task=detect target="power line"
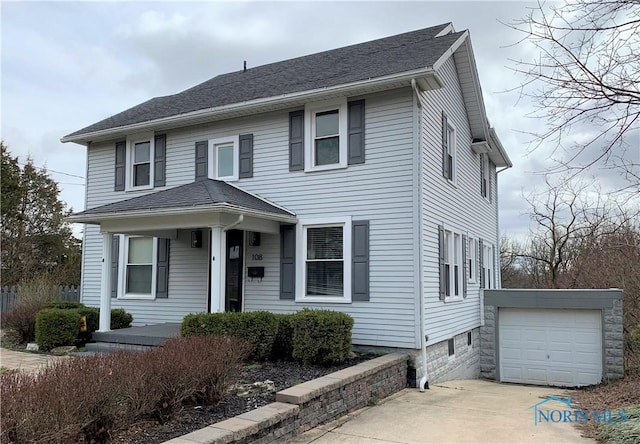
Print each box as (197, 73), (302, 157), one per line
(17, 162), (85, 180)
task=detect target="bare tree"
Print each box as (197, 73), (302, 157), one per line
(506, 0), (640, 190)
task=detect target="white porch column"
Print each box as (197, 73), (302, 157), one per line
(209, 226), (225, 313)
(98, 232), (113, 331)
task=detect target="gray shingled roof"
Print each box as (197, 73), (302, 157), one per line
(73, 179), (294, 217)
(66, 24), (463, 138)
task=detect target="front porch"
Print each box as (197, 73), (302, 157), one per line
(87, 323), (182, 351)
(69, 179), (297, 332)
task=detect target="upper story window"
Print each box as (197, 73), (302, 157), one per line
(441, 112), (456, 182)
(304, 99), (348, 171)
(126, 133), (154, 190)
(115, 133), (165, 192)
(480, 153), (490, 199)
(132, 141), (151, 187)
(296, 217), (352, 303)
(208, 136), (239, 181)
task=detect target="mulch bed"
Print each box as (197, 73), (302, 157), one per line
(113, 352), (380, 444)
(570, 373), (640, 441)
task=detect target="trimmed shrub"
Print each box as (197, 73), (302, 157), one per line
(0, 335), (248, 443)
(272, 313), (294, 360)
(290, 309), (354, 365)
(182, 311), (278, 361)
(35, 309), (81, 351)
(111, 308), (133, 330)
(48, 301), (84, 310)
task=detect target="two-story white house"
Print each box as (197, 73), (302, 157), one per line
(63, 23), (511, 386)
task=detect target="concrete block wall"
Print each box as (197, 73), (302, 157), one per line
(426, 328), (480, 384)
(479, 305), (496, 380)
(603, 298), (624, 380)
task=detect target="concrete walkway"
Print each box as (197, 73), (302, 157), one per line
(288, 380), (594, 444)
(0, 347), (69, 373)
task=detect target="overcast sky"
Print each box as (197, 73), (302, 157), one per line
(2, 0), (633, 240)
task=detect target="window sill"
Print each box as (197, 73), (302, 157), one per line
(296, 296), (351, 304)
(125, 185), (153, 192)
(304, 163), (347, 173)
(443, 296), (464, 303)
(118, 294), (155, 301)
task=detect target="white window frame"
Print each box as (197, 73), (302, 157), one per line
(467, 236), (476, 283)
(304, 98), (348, 172)
(443, 228), (464, 302)
(445, 121), (457, 183)
(482, 242), (494, 289)
(126, 132), (154, 191)
(296, 217), (352, 303)
(208, 135), (239, 181)
(117, 235), (158, 300)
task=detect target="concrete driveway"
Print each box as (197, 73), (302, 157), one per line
(289, 380), (594, 444)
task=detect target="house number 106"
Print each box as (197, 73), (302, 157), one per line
(252, 254), (263, 261)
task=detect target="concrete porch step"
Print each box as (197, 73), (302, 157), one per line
(85, 342), (153, 353)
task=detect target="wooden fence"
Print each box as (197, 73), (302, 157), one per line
(0, 286), (80, 315)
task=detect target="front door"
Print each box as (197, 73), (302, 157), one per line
(225, 230), (244, 312)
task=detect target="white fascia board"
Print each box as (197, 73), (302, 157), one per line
(62, 69), (440, 145)
(488, 127), (513, 168)
(67, 203), (298, 225)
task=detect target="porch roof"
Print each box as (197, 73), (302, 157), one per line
(69, 179), (295, 224)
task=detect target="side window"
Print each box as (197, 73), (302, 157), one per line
(467, 237), (476, 283)
(443, 229), (463, 299)
(482, 243), (494, 289)
(131, 141), (151, 187)
(480, 154), (489, 198)
(442, 112), (456, 182)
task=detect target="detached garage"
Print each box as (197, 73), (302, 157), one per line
(480, 289), (623, 387)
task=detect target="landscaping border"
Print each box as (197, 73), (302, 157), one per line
(164, 353), (408, 444)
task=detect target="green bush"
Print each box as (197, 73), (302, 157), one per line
(272, 314), (294, 360)
(290, 309), (353, 365)
(35, 309), (81, 351)
(47, 301), (84, 310)
(182, 311), (278, 361)
(111, 308), (133, 330)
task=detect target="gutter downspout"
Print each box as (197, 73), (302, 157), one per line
(223, 214), (244, 232)
(411, 79), (429, 392)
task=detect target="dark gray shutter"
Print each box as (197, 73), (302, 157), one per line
(156, 238), (170, 298)
(492, 244), (497, 289)
(111, 234), (119, 298)
(352, 220), (369, 301)
(280, 225), (296, 299)
(488, 160), (493, 203)
(195, 141), (208, 180)
(462, 235), (468, 298)
(441, 112), (449, 179)
(114, 141), (126, 191)
(479, 238), (484, 289)
(238, 134), (253, 179)
(154, 134), (166, 187)
(289, 110), (304, 171)
(348, 100), (365, 165)
(438, 225), (446, 300)
(480, 154), (486, 197)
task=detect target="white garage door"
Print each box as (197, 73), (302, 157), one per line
(499, 308), (602, 387)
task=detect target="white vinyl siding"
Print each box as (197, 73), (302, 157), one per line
(81, 88), (418, 348)
(420, 55), (500, 346)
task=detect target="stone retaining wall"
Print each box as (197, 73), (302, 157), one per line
(165, 353), (408, 444)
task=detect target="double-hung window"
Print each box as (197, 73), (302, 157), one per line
(442, 112), (456, 182)
(467, 236), (476, 283)
(482, 243), (494, 289)
(209, 136), (239, 181)
(121, 236), (157, 299)
(297, 217), (352, 302)
(480, 154), (490, 199)
(305, 99), (348, 171)
(443, 229), (463, 299)
(126, 133), (154, 190)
